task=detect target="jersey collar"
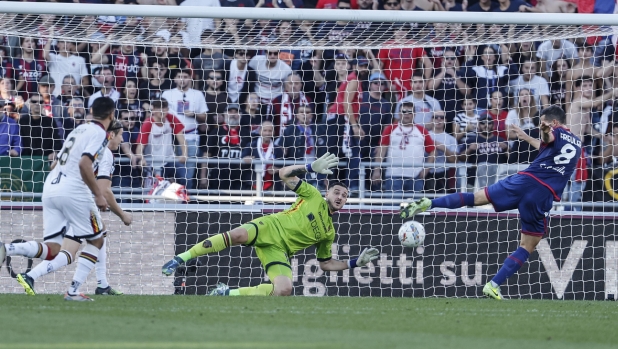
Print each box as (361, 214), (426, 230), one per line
(89, 120), (107, 130)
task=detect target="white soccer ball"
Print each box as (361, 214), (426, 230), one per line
(398, 220), (426, 248)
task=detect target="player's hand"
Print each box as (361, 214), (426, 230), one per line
(540, 120), (552, 134)
(356, 247), (379, 267)
(310, 152), (339, 175)
(94, 194), (108, 211)
(509, 124), (526, 140)
(121, 212), (133, 226)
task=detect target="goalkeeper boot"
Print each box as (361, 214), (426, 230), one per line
(400, 198), (432, 219)
(162, 256), (185, 276)
(64, 292), (94, 302)
(17, 273), (36, 296)
(95, 286), (124, 295)
(483, 282), (503, 300)
(208, 282), (230, 296)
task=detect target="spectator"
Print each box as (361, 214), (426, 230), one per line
(248, 50), (292, 103)
(43, 33), (89, 97)
(297, 51), (327, 118)
(458, 114), (508, 189)
(267, 73), (312, 137)
(398, 0), (425, 11)
(323, 53), (350, 119)
(135, 99), (188, 187)
(508, 58), (550, 110)
(358, 72), (392, 161)
(454, 98), (481, 141)
(57, 75), (82, 108)
(240, 92), (266, 134)
(13, 37), (46, 100)
(427, 47), (470, 123)
(242, 120), (283, 191)
(192, 34), (225, 82)
(60, 97), (86, 138)
(223, 49), (257, 106)
(508, 119), (540, 164)
(179, 0), (221, 47)
(280, 105), (317, 163)
(395, 74), (444, 126)
(493, 0), (530, 12)
(481, 90), (511, 141)
(597, 124), (618, 166)
(536, 39), (578, 79)
(313, 0), (359, 59)
(88, 66), (121, 107)
(404, 0), (445, 10)
(117, 78), (144, 119)
(316, 0), (358, 9)
(0, 105), (20, 157)
(567, 76), (615, 149)
(0, 45), (13, 80)
(162, 68), (208, 189)
(200, 103), (251, 190)
(18, 93), (61, 160)
(372, 101), (436, 194)
(507, 88), (538, 134)
(90, 38), (142, 89)
(566, 43), (596, 104)
(462, 45), (516, 111)
(138, 59), (173, 106)
(378, 24), (431, 96)
(113, 109), (143, 191)
(442, 0), (465, 11)
(203, 70), (228, 130)
(510, 41), (537, 73)
(428, 113), (458, 192)
(0, 77), (23, 109)
(468, 0), (497, 12)
(275, 21), (313, 71)
(549, 58), (570, 111)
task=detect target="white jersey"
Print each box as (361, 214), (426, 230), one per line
(94, 147), (114, 180)
(44, 121), (108, 198)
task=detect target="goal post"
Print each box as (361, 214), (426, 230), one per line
(0, 3), (616, 299)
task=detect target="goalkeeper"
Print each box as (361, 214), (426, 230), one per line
(162, 153), (379, 296)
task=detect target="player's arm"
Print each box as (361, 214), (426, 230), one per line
(279, 152), (339, 191)
(79, 155), (107, 210)
(510, 124), (540, 149)
(97, 177), (132, 226)
(319, 247), (380, 271)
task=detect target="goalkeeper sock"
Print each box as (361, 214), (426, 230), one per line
(178, 232), (231, 262)
(229, 283), (274, 296)
(68, 244), (99, 295)
(432, 193), (475, 209)
(27, 250), (72, 280)
(95, 237), (109, 289)
(6, 241), (49, 259)
(491, 247), (530, 286)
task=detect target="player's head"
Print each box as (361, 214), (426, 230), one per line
(539, 105), (566, 126)
(107, 120), (124, 151)
(325, 181), (349, 212)
(90, 97), (116, 127)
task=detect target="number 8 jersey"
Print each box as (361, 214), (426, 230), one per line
(519, 126), (582, 201)
(44, 121), (109, 198)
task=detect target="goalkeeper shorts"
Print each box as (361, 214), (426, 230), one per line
(241, 216), (293, 281)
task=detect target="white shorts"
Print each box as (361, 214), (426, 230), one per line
(43, 196), (104, 244)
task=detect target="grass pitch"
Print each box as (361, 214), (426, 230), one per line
(0, 295), (615, 349)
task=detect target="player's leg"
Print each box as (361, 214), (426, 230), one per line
(65, 235), (104, 301)
(94, 232), (123, 296)
(162, 223), (253, 275)
(400, 188), (489, 218)
(4, 240), (56, 260)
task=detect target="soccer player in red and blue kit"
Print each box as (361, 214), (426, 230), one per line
(400, 106), (582, 300)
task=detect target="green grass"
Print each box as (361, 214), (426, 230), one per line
(0, 295), (616, 349)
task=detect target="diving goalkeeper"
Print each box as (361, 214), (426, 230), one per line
(162, 153), (379, 296)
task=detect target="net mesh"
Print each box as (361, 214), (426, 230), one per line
(0, 7), (616, 299)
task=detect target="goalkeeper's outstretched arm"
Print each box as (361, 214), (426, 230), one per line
(279, 152), (340, 190)
(279, 165), (307, 191)
(320, 248), (380, 271)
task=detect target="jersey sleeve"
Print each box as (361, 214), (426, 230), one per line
(97, 148), (114, 180)
(166, 114), (185, 134)
(315, 236), (334, 262)
(380, 124), (395, 146)
(292, 180), (322, 200)
(136, 119), (153, 145)
(82, 126), (107, 161)
(417, 125), (436, 153)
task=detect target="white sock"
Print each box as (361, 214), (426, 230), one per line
(490, 281), (500, 288)
(26, 250), (72, 280)
(68, 244), (99, 295)
(95, 238), (109, 289)
(6, 241), (49, 259)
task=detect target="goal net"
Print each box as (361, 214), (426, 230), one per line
(0, 3), (617, 300)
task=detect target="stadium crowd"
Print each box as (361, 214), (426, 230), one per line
(0, 0), (616, 206)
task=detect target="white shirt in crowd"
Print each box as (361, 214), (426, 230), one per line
(536, 39), (578, 75)
(161, 88), (208, 141)
(454, 112), (480, 134)
(88, 88), (121, 108)
(394, 94), (442, 126)
(248, 55), (292, 101)
(381, 123), (434, 178)
(47, 52), (88, 96)
(227, 59), (248, 103)
(180, 0), (220, 46)
(429, 131), (457, 174)
(506, 109), (535, 130)
(508, 75), (550, 109)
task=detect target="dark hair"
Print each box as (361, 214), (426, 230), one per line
(540, 105), (566, 125)
(575, 75), (593, 88)
(175, 68), (193, 77)
(401, 101), (415, 109)
(150, 99), (169, 109)
(108, 120), (123, 134)
(328, 181), (348, 191)
(91, 97), (116, 120)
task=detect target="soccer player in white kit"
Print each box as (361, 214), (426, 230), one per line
(16, 97), (116, 301)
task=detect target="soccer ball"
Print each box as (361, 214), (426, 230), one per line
(398, 220), (426, 248)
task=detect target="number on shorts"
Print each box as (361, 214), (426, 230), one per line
(58, 136), (76, 166)
(554, 143), (577, 165)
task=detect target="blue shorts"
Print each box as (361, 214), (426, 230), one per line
(485, 174), (553, 236)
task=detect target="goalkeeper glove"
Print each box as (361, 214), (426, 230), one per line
(306, 152), (339, 175)
(348, 247), (380, 268)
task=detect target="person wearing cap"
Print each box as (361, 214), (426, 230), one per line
(199, 102), (251, 191)
(161, 68), (208, 190)
(359, 72), (392, 162)
(43, 27), (89, 97)
(458, 113), (508, 189)
(267, 73), (312, 137)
